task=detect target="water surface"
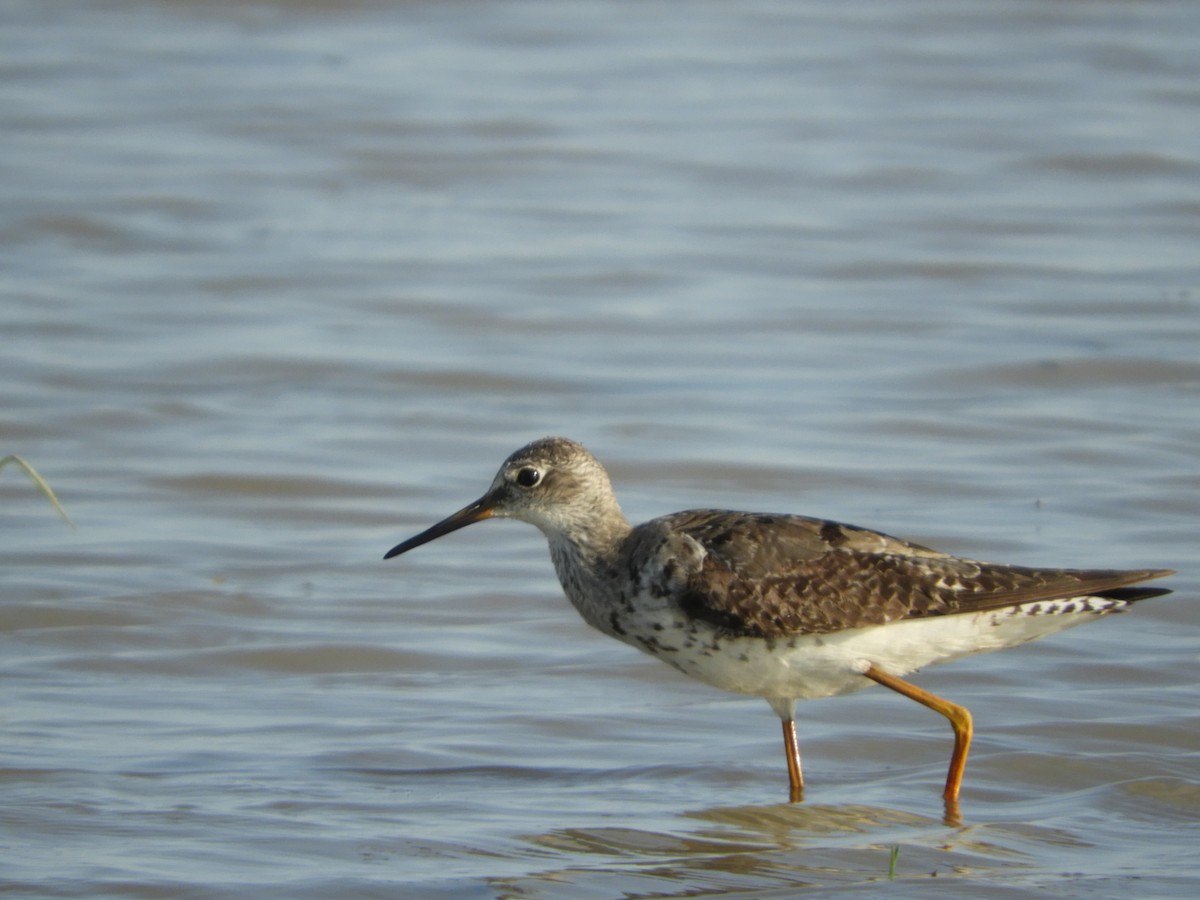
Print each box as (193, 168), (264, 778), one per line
(3, 1), (1198, 896)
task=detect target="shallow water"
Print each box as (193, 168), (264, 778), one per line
(3, 0), (1199, 896)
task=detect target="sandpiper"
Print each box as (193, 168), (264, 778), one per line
(384, 437), (1173, 812)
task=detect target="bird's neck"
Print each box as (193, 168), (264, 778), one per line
(545, 508), (631, 570)
(543, 505), (632, 626)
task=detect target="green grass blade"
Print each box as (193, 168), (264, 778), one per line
(1, 455), (74, 527)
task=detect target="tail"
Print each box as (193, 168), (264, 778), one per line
(1094, 585), (1173, 605)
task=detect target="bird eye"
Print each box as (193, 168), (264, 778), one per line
(515, 466), (542, 488)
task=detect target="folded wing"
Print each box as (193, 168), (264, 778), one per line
(631, 510), (1173, 638)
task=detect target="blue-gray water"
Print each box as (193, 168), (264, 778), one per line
(2, 1), (1198, 896)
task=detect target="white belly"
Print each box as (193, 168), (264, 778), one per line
(618, 598), (1126, 706)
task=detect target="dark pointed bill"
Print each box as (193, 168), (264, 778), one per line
(383, 495), (495, 559)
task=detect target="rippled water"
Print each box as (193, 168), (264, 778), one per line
(3, 0), (1199, 896)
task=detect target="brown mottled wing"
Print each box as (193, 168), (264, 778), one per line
(651, 510), (1172, 638)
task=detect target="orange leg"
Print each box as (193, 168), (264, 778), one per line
(864, 664), (973, 806)
(781, 718), (804, 802)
